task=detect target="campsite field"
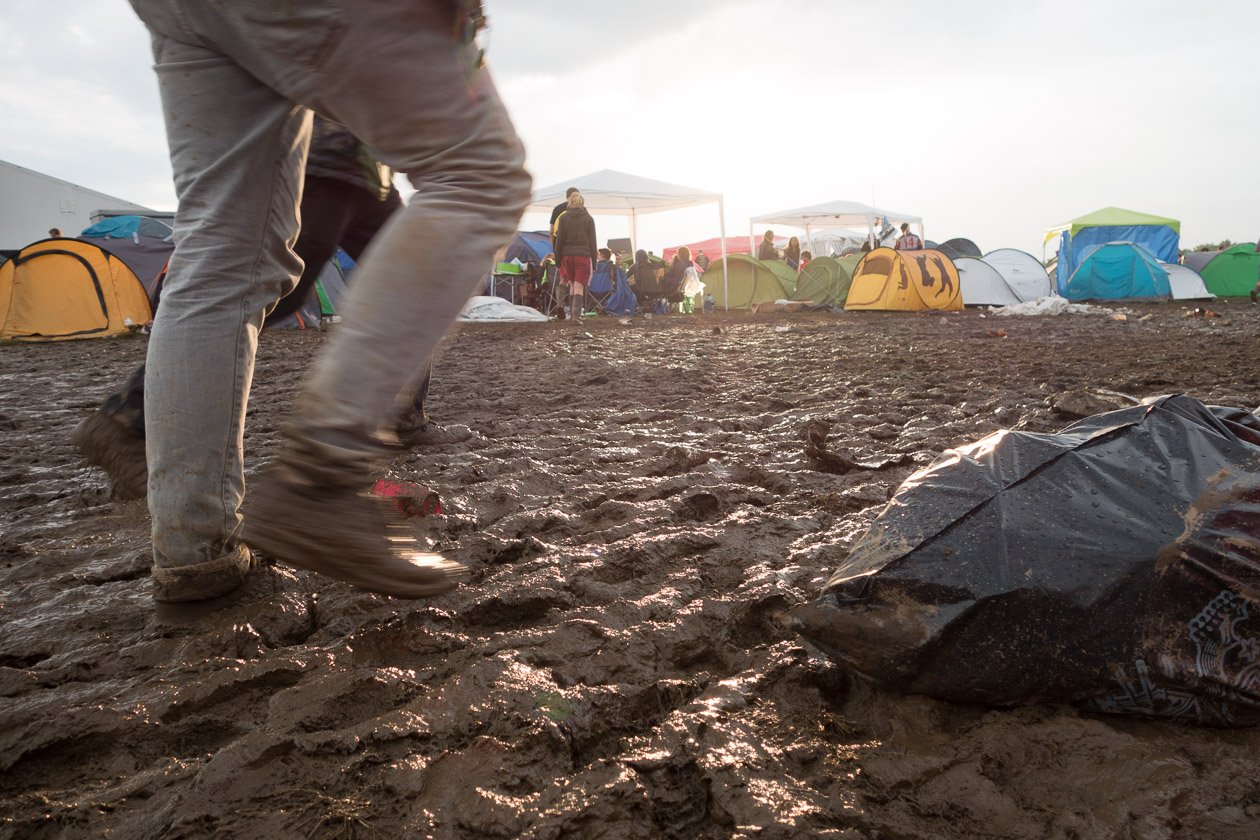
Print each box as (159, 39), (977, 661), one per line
(3, 302), (1260, 839)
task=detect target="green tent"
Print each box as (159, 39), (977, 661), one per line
(705, 254), (796, 309)
(791, 256), (861, 305)
(1199, 243), (1260, 297)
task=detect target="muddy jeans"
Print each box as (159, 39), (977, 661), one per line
(127, 0), (530, 574)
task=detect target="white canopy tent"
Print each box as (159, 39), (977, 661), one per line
(526, 169), (731, 307)
(749, 200), (924, 256)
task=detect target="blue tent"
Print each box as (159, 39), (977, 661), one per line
(1048, 207), (1180, 293)
(1063, 243), (1170, 301)
(503, 230), (551, 264)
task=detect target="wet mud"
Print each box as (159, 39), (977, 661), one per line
(2, 304), (1260, 839)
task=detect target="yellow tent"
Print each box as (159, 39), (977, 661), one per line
(0, 238), (152, 341)
(844, 247), (962, 311)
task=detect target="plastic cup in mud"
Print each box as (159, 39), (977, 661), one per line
(371, 479), (441, 517)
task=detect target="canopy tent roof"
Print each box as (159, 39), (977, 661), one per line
(1046, 206), (1181, 238)
(751, 200), (922, 230)
(526, 169), (722, 216)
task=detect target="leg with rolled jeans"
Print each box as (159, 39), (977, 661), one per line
(126, 0), (529, 602)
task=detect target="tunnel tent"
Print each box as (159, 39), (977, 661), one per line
(1063, 243), (1170, 301)
(701, 254), (795, 309)
(1198, 243), (1260, 297)
(845, 247), (962, 311)
(0, 238), (152, 341)
(1161, 263), (1214, 300)
(1047, 207), (1180, 293)
(956, 257), (1020, 306)
(78, 215), (174, 303)
(981, 249), (1052, 302)
(937, 237), (982, 259)
(792, 256), (854, 306)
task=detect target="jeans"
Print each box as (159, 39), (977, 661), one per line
(127, 0), (530, 572)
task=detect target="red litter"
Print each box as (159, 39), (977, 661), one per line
(371, 479), (441, 517)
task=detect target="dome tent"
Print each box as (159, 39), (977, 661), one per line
(981, 249), (1053, 302)
(936, 237), (982, 261)
(78, 215), (174, 303)
(1063, 243), (1170, 301)
(956, 257), (1019, 306)
(1160, 263), (1213, 300)
(0, 238), (152, 341)
(1198, 243), (1260, 297)
(845, 248), (962, 311)
(701, 254), (796, 309)
(1047, 207), (1180, 293)
(791, 256), (857, 306)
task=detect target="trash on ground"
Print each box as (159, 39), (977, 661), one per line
(371, 479), (441, 517)
(796, 395), (1260, 726)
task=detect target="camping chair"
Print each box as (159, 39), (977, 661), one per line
(585, 260), (618, 315)
(534, 260), (567, 318)
(491, 260), (529, 304)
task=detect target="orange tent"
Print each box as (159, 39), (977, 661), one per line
(0, 238), (152, 341)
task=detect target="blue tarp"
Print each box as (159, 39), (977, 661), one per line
(1057, 225), (1179, 293)
(1063, 243), (1170, 301)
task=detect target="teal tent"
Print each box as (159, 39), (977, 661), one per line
(1063, 243), (1170, 301)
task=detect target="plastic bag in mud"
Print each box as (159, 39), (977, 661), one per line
(797, 395), (1260, 726)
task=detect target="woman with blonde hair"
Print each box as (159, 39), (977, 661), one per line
(552, 192), (597, 321)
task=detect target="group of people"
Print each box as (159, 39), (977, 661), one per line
(758, 230), (812, 271)
(539, 188), (706, 318)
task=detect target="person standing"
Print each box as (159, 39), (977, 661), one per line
(758, 230), (778, 261)
(552, 192), (596, 321)
(550, 187), (578, 230)
(895, 223), (923, 251)
(694, 249), (710, 272)
(92, 0), (531, 604)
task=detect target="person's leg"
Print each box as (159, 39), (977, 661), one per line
(266, 177), (359, 326)
(126, 6), (311, 601)
(73, 363), (148, 500)
(129, 0), (527, 598)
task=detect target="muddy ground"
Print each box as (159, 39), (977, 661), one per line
(2, 302), (1260, 840)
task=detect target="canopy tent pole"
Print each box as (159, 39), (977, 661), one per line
(718, 197), (729, 312)
(748, 222), (757, 261)
(630, 210), (638, 253)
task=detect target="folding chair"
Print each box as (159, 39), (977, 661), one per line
(585, 260), (617, 316)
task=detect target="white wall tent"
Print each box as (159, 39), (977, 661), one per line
(982, 249), (1052, 302)
(1161, 263), (1214, 300)
(0, 160), (153, 249)
(749, 200), (923, 256)
(956, 257), (1020, 306)
(527, 169), (730, 305)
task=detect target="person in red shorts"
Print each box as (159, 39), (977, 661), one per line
(552, 192), (597, 321)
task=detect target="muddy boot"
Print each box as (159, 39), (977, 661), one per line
(242, 464), (468, 598)
(151, 543), (255, 603)
(73, 411), (148, 500)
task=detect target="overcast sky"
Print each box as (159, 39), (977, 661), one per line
(2, 0), (1256, 256)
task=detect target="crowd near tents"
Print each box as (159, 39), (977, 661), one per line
(2, 156), (1253, 338)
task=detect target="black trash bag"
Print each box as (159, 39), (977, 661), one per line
(796, 395), (1260, 726)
